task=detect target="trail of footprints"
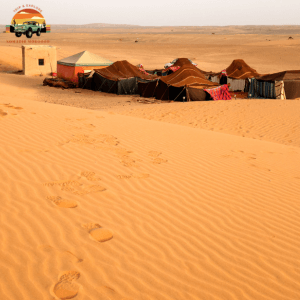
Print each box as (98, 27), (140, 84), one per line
(46, 196), (78, 208)
(61, 125), (168, 168)
(0, 103), (24, 118)
(44, 171), (106, 196)
(43, 128), (168, 299)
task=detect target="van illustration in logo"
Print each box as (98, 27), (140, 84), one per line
(9, 9), (50, 38)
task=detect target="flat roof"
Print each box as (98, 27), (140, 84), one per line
(22, 45), (56, 49)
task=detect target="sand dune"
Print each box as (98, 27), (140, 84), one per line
(0, 90), (300, 299)
(115, 99), (300, 148)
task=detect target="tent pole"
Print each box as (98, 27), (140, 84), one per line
(186, 86), (190, 101)
(159, 83), (169, 100)
(97, 77), (108, 91)
(145, 79), (158, 98)
(173, 87), (186, 102)
(107, 80), (117, 93)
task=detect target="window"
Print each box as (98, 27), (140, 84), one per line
(38, 59), (44, 66)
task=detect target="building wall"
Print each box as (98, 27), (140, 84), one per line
(57, 64), (107, 84)
(22, 45), (56, 76)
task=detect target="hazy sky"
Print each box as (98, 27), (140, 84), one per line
(1, 0), (300, 26)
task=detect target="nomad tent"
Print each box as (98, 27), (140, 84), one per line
(146, 58), (205, 77)
(139, 64), (221, 101)
(248, 70), (300, 99)
(57, 51), (113, 84)
(164, 58), (198, 68)
(172, 58), (211, 75)
(210, 59), (260, 92)
(79, 60), (157, 95)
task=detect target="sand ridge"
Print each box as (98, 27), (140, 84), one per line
(0, 94), (299, 299)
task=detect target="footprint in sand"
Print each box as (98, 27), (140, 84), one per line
(72, 184), (106, 195)
(67, 134), (97, 145)
(0, 105), (24, 118)
(148, 151), (168, 164)
(116, 173), (149, 179)
(81, 223), (113, 243)
(113, 148), (141, 167)
(114, 148), (133, 157)
(116, 174), (132, 179)
(85, 123), (96, 128)
(0, 109), (8, 117)
(46, 196), (78, 208)
(66, 134), (119, 147)
(148, 151), (162, 158)
(51, 271), (81, 300)
(98, 134), (119, 146)
(80, 171), (101, 181)
(152, 157), (168, 164)
(44, 179), (106, 196)
(2, 104), (23, 110)
(120, 156), (138, 167)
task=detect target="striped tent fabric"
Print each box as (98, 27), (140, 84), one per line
(248, 79), (276, 99)
(263, 82), (275, 98)
(227, 78), (246, 92)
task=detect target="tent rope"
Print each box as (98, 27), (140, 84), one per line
(173, 86), (186, 102)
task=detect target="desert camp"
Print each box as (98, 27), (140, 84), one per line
(1, 3), (300, 300)
(17, 43), (300, 101)
(56, 53), (300, 101)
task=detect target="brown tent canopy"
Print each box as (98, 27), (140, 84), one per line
(172, 58), (210, 75)
(225, 59), (260, 79)
(139, 64), (218, 101)
(93, 60), (157, 81)
(146, 58), (209, 76)
(256, 70), (300, 81)
(83, 60), (157, 95)
(159, 64), (214, 87)
(145, 58), (197, 76)
(210, 59), (260, 79)
(172, 58), (193, 67)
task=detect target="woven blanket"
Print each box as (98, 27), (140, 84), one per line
(204, 84), (231, 100)
(168, 66), (181, 72)
(138, 67), (150, 75)
(221, 69), (228, 76)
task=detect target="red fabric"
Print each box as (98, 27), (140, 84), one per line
(221, 69), (228, 76)
(161, 66), (181, 73)
(168, 66), (180, 72)
(138, 67), (150, 75)
(204, 84), (232, 100)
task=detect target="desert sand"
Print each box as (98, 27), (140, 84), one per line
(0, 29), (300, 300)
